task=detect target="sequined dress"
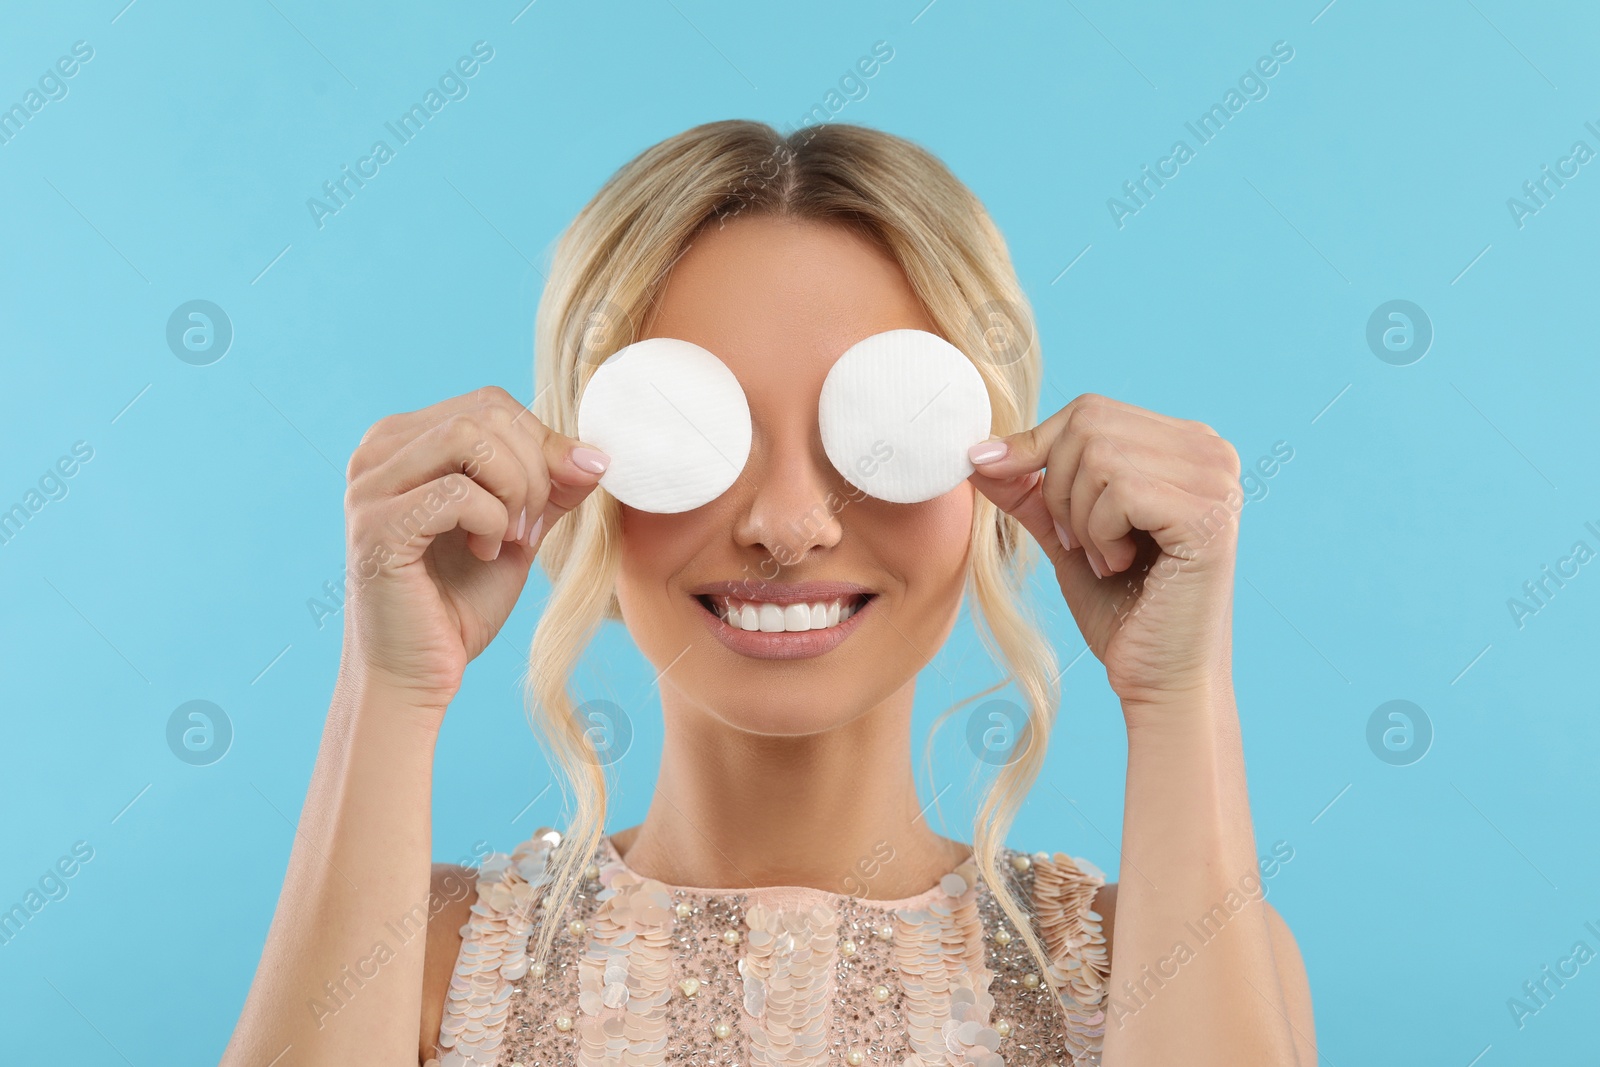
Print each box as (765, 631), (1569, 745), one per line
(429, 827), (1111, 1067)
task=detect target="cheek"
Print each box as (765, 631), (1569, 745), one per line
(615, 509), (694, 616)
(882, 485), (974, 593)
(924, 483), (976, 553)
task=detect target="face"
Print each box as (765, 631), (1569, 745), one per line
(612, 214), (976, 736)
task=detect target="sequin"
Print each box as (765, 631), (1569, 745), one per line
(433, 829), (1111, 1066)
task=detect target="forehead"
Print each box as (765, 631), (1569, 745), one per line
(640, 215), (937, 392)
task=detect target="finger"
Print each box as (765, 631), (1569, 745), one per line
(973, 400), (1219, 554)
(1055, 393), (1219, 437)
(354, 385), (521, 452)
(968, 467), (1065, 563)
(350, 416), (531, 552)
(966, 402), (1074, 481)
(350, 386), (579, 481)
(1067, 432), (1209, 576)
(510, 405), (610, 531)
(442, 400), (565, 548)
(347, 388), (497, 481)
(350, 387), (609, 549)
(1085, 476), (1213, 569)
(419, 386), (610, 531)
(971, 403), (1140, 563)
(354, 472), (509, 569)
(970, 396), (1201, 486)
(1065, 447), (1114, 578)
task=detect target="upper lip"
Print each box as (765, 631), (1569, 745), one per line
(688, 579), (876, 605)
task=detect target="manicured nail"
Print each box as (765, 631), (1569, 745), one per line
(571, 446), (610, 474)
(513, 507), (527, 541)
(1087, 554), (1103, 579)
(968, 440), (1009, 465)
(1053, 520), (1074, 552)
(526, 513), (544, 548)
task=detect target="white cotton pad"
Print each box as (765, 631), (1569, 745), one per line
(818, 329), (992, 504)
(576, 337), (752, 513)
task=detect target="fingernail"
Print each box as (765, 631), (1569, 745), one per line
(526, 513), (544, 548)
(512, 507), (527, 541)
(968, 440), (1009, 465)
(1087, 554), (1103, 579)
(571, 446), (610, 474)
(491, 538), (502, 561)
(1053, 520), (1074, 552)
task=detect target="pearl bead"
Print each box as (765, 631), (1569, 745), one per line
(1032, 850), (1049, 863)
(713, 1022), (732, 1040)
(992, 927), (1012, 946)
(568, 919), (586, 937)
(846, 1051), (864, 1066)
(1010, 853), (1031, 872)
(675, 901), (692, 919)
(530, 961), (545, 978)
(874, 923), (894, 941)
(554, 1015), (573, 1032)
(679, 977), (701, 998)
(994, 1019), (1011, 1038)
(1021, 972), (1040, 989)
(583, 863), (599, 881)
(722, 928), (741, 946)
(840, 939), (857, 957)
(872, 984), (891, 1002)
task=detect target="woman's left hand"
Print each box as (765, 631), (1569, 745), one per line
(967, 393), (1243, 712)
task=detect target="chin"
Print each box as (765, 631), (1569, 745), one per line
(667, 633), (904, 739)
(617, 583), (945, 736)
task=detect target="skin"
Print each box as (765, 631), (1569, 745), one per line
(220, 214), (1315, 1067)
(607, 216), (978, 893)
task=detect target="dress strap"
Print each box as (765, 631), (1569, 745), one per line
(431, 829), (560, 1067)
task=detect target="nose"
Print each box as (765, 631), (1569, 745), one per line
(731, 427), (849, 568)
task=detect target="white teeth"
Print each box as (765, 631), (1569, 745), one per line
(713, 597), (863, 632)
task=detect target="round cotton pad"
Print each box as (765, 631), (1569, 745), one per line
(576, 337), (752, 513)
(818, 329), (992, 504)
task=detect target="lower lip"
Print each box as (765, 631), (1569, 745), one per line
(696, 596), (875, 660)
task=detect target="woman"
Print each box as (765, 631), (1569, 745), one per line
(222, 120), (1313, 1066)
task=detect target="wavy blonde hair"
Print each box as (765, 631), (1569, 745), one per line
(524, 119), (1062, 981)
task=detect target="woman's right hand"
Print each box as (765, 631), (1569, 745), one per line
(339, 386), (610, 714)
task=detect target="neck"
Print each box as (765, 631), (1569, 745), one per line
(610, 681), (967, 899)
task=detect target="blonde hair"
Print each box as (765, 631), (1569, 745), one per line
(524, 119), (1063, 983)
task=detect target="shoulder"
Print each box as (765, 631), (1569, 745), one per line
(417, 863), (477, 1066)
(416, 829), (576, 1064)
(1261, 898), (1315, 1061)
(1033, 859), (1315, 1064)
(982, 847), (1116, 1061)
(996, 848), (1115, 953)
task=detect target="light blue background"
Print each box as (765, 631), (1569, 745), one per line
(2, 0), (1596, 1062)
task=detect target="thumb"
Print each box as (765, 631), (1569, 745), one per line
(966, 433), (1069, 565)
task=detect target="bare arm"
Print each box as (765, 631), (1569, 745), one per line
(1093, 873), (1315, 1062)
(219, 675), (443, 1066)
(220, 386), (608, 1066)
(418, 865), (475, 1063)
(1099, 686), (1308, 1063)
(968, 392), (1314, 1064)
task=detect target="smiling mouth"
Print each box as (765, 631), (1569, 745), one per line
(693, 593), (876, 633)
